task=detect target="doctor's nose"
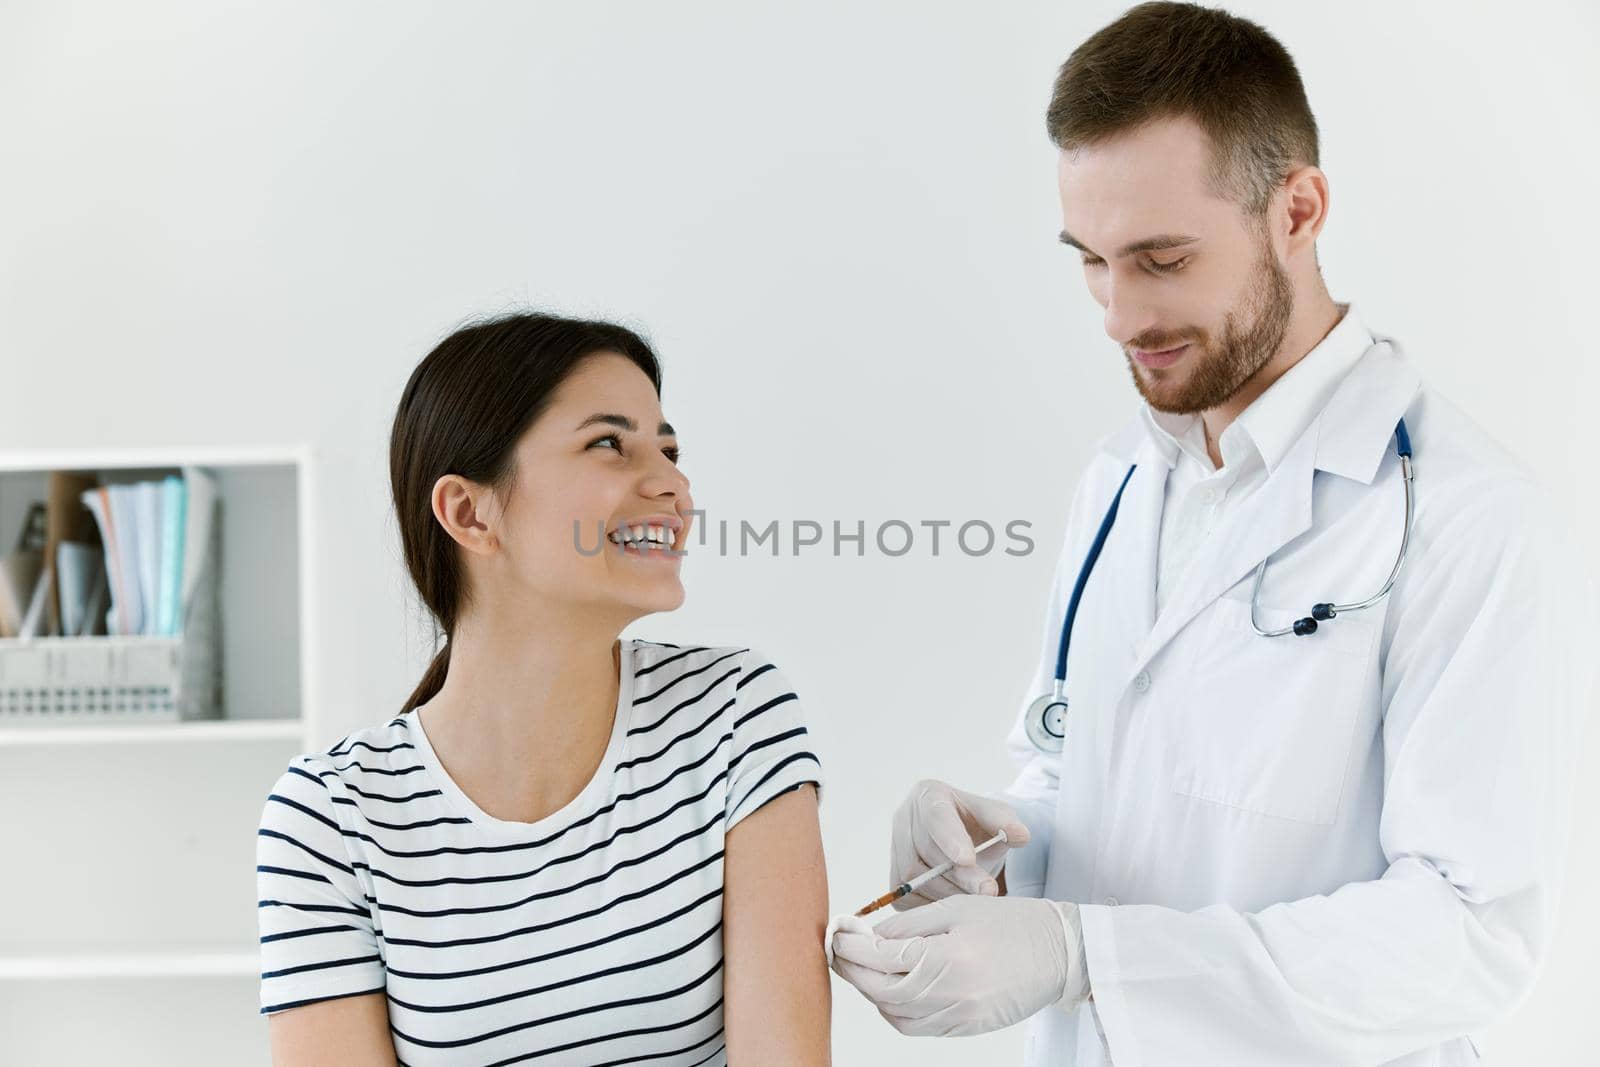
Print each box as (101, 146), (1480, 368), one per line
(1102, 293), (1160, 352)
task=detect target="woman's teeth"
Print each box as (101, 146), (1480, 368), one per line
(609, 525), (673, 548)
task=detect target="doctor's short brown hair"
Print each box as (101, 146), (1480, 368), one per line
(1047, 1), (1320, 218)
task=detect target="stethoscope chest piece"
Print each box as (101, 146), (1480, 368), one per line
(1024, 691), (1071, 754)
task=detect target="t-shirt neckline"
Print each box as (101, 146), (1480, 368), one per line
(406, 638), (636, 838)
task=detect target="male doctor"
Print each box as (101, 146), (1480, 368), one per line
(829, 3), (1593, 1065)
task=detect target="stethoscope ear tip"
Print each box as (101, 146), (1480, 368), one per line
(1295, 602), (1337, 634)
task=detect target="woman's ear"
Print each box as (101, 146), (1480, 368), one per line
(432, 473), (499, 556)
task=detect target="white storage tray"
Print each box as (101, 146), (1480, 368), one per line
(0, 636), (217, 725)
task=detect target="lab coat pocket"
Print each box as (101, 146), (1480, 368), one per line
(1169, 593), (1376, 825)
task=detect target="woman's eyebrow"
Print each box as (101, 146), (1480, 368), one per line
(574, 413), (676, 435)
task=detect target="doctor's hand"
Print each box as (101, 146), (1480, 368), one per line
(830, 894), (1088, 1037)
(890, 780), (1031, 907)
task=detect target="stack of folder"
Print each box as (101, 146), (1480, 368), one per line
(0, 468), (217, 640)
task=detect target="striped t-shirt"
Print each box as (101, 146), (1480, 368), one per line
(256, 640), (823, 1066)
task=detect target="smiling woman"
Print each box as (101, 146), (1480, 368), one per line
(254, 311), (830, 1067)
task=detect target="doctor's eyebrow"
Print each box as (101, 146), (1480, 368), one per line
(1058, 231), (1201, 258)
(575, 413), (676, 436)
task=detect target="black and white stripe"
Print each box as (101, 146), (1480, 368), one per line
(256, 640), (822, 1067)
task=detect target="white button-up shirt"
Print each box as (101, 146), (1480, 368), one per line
(1145, 302), (1369, 617)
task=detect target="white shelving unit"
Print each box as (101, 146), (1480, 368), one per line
(0, 718), (306, 747)
(0, 445), (319, 1065)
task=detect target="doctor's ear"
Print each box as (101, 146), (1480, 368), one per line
(1277, 163), (1330, 257)
(431, 473), (504, 557)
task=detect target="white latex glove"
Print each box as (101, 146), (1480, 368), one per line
(829, 893), (1089, 1037)
(890, 779), (1032, 907)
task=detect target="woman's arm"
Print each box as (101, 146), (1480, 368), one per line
(722, 783), (830, 1066)
(267, 992), (399, 1067)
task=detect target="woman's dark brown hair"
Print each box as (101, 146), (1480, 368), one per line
(389, 311), (663, 715)
(1046, 1), (1320, 219)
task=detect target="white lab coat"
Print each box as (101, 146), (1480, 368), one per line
(1000, 331), (1595, 1066)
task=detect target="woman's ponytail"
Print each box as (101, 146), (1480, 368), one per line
(400, 640), (451, 716)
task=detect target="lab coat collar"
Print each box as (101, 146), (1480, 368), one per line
(1310, 326), (1423, 485)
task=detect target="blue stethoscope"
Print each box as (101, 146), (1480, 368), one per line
(1024, 418), (1415, 753)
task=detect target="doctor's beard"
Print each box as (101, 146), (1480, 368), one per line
(1125, 233), (1294, 416)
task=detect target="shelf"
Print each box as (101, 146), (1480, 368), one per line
(0, 950), (259, 980)
(0, 443), (311, 473)
(0, 718), (305, 746)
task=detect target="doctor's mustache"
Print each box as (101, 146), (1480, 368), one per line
(574, 513), (1037, 558)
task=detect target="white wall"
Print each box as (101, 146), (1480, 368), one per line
(2, 1), (1595, 1062)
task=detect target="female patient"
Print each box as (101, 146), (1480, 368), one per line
(255, 312), (830, 1066)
